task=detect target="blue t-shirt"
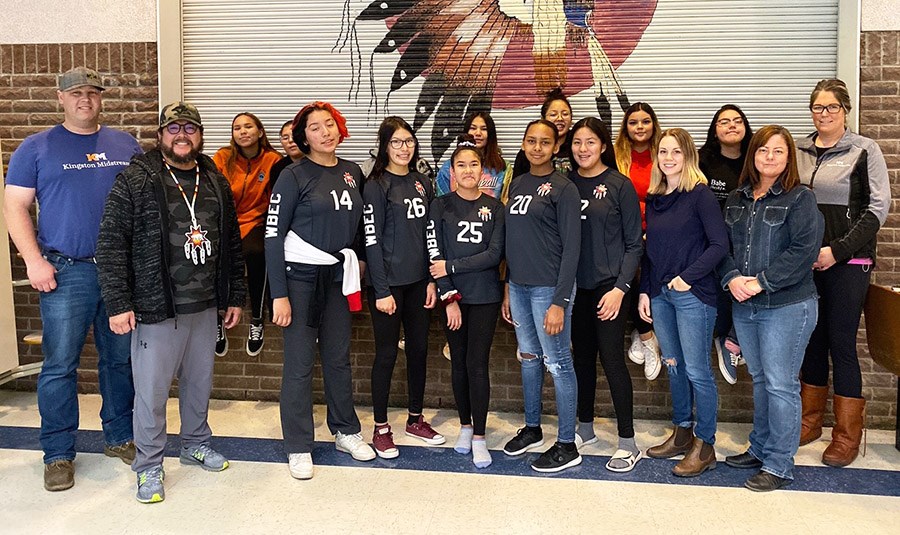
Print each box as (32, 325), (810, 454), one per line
(5, 124), (142, 258)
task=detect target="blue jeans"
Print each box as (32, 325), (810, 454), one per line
(651, 287), (718, 444)
(38, 254), (134, 463)
(508, 283), (577, 443)
(733, 297), (817, 480)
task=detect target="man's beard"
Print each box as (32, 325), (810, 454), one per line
(160, 137), (203, 165)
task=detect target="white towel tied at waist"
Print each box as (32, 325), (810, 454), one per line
(284, 231), (362, 311)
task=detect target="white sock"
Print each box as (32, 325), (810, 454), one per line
(472, 438), (492, 468)
(455, 426), (474, 454)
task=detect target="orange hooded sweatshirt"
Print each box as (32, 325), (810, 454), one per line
(213, 147), (282, 238)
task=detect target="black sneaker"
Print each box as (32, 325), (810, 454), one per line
(503, 426), (544, 456)
(215, 316), (228, 357)
(531, 442), (582, 473)
(246, 319), (264, 356)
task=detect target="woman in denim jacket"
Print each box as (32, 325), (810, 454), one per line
(720, 125), (823, 492)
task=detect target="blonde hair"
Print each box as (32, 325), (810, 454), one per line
(648, 128), (707, 195)
(614, 102), (662, 175)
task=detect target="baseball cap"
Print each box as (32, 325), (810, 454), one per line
(159, 101), (203, 128)
(58, 67), (105, 92)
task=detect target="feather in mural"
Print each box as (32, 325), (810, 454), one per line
(338, 0), (656, 161)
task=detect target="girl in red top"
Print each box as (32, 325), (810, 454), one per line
(213, 112), (282, 356)
(614, 102), (663, 381)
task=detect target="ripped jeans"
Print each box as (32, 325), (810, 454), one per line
(651, 286), (718, 444)
(508, 282), (577, 444)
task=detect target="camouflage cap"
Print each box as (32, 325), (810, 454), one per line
(159, 101), (203, 128)
(58, 67), (105, 92)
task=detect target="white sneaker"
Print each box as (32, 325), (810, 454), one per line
(627, 329), (645, 365)
(642, 335), (662, 381)
(335, 432), (376, 461)
(288, 453), (313, 480)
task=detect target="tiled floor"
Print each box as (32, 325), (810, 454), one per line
(1, 391), (898, 534)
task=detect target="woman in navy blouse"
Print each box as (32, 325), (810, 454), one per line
(638, 128), (728, 478)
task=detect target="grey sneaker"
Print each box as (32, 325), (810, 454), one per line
(180, 443), (229, 471)
(627, 329), (645, 365)
(641, 335), (662, 381)
(136, 465), (165, 503)
(335, 432), (376, 461)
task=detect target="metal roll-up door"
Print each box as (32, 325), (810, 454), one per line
(182, 0), (841, 166)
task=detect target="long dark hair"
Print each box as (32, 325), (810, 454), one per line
(369, 116), (420, 181)
(570, 117), (616, 170)
(224, 112), (276, 173)
(464, 111), (504, 173)
(614, 102), (661, 175)
(699, 104), (753, 159)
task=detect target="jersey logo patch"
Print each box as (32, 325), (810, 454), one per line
(415, 180), (426, 197)
(537, 182), (552, 197)
(86, 152), (107, 161)
(343, 172), (357, 188)
(593, 184), (608, 200)
(478, 206), (492, 221)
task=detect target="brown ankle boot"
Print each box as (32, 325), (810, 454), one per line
(799, 382), (829, 446)
(822, 395), (866, 467)
(647, 425), (693, 459)
(673, 438), (717, 477)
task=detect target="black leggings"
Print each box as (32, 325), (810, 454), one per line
(801, 262), (871, 398)
(571, 284), (635, 438)
(444, 302), (500, 436)
(242, 225), (270, 321)
(370, 279), (431, 423)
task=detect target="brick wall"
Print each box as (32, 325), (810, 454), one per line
(859, 31), (900, 429)
(2, 38), (897, 429)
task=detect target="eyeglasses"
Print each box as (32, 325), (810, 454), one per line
(389, 138), (416, 149)
(716, 117), (744, 127)
(811, 104), (843, 114)
(165, 122), (199, 135)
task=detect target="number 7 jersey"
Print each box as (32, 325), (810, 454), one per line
(363, 170), (434, 299)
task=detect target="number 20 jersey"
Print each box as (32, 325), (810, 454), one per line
(505, 170), (581, 307)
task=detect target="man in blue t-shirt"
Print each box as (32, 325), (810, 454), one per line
(3, 67), (143, 492)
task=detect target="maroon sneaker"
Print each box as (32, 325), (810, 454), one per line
(373, 424), (399, 459)
(405, 416), (446, 445)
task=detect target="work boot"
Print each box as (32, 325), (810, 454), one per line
(672, 437), (717, 477)
(799, 382), (829, 446)
(822, 395), (866, 467)
(647, 425), (693, 459)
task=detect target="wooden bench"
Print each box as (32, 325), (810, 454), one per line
(863, 284), (900, 451)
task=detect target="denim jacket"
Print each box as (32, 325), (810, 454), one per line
(719, 182), (823, 309)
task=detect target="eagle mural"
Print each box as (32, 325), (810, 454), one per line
(339, 0), (657, 161)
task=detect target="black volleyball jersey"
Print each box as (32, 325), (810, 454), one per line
(569, 168), (643, 292)
(265, 157), (364, 298)
(363, 170), (434, 298)
(427, 192), (505, 305)
(505, 170), (581, 307)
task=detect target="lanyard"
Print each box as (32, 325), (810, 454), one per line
(164, 161), (200, 226)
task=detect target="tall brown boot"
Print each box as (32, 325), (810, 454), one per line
(672, 437), (717, 477)
(799, 382), (829, 446)
(822, 395), (866, 467)
(647, 425), (693, 459)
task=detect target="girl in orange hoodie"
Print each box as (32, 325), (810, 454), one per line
(213, 112), (282, 356)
